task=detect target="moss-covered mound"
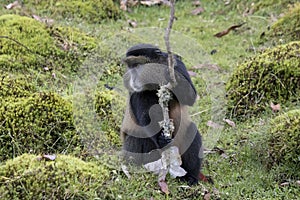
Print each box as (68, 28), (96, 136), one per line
(0, 154), (110, 199)
(0, 92), (81, 161)
(269, 3), (300, 43)
(226, 41), (300, 118)
(266, 109), (300, 178)
(0, 14), (96, 75)
(0, 73), (37, 99)
(22, 0), (121, 23)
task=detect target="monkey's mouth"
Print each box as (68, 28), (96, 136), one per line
(132, 83), (160, 92)
(131, 84), (143, 92)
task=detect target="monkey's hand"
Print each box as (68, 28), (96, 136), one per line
(158, 134), (173, 148)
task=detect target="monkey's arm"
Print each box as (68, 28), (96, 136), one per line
(170, 71), (197, 106)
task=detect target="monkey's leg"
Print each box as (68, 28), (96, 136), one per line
(180, 126), (202, 185)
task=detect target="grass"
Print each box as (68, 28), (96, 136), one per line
(0, 0), (299, 199)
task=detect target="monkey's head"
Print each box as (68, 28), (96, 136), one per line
(123, 44), (169, 93)
(123, 44), (166, 68)
(122, 44), (197, 106)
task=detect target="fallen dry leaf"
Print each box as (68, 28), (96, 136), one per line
(127, 19), (138, 28)
(207, 120), (223, 129)
(296, 180), (300, 186)
(212, 147), (225, 154)
(199, 172), (208, 182)
(203, 191), (211, 200)
(188, 70), (197, 77)
(279, 182), (290, 187)
(224, 1), (231, 5)
(32, 15), (54, 26)
(120, 0), (139, 11)
(223, 118), (236, 127)
(192, 1), (201, 6)
(214, 22), (246, 38)
(158, 180), (169, 194)
(212, 147), (228, 159)
(140, 0), (170, 6)
(270, 102), (281, 112)
(191, 7), (204, 15)
(121, 164), (131, 179)
(5, 0), (20, 10)
(37, 154), (56, 161)
(43, 154), (56, 161)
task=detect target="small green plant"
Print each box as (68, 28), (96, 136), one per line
(266, 109), (300, 178)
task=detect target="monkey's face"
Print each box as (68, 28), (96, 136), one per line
(123, 62), (169, 93)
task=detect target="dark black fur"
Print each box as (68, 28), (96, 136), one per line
(121, 44), (203, 185)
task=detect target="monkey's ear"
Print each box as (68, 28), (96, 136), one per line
(122, 56), (149, 68)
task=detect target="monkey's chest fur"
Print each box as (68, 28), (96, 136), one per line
(121, 89), (193, 164)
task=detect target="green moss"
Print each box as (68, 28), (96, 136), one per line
(0, 92), (81, 161)
(22, 0), (121, 23)
(253, 0), (297, 12)
(95, 89), (126, 146)
(0, 14), (96, 77)
(266, 109), (300, 178)
(0, 153), (110, 199)
(0, 73), (36, 99)
(269, 3), (300, 42)
(226, 41), (300, 118)
(0, 14), (58, 71)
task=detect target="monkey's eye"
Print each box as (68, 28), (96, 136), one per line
(154, 49), (162, 55)
(128, 63), (139, 68)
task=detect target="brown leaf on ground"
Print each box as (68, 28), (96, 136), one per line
(212, 147), (228, 159)
(199, 172), (214, 184)
(191, 7), (204, 15)
(223, 118), (236, 127)
(279, 182), (290, 187)
(37, 154), (56, 161)
(43, 154), (56, 161)
(128, 19), (138, 28)
(203, 191), (211, 200)
(121, 164), (131, 179)
(270, 102), (281, 112)
(188, 70), (197, 77)
(207, 120), (223, 129)
(5, 1), (20, 10)
(214, 22), (246, 38)
(192, 1), (201, 6)
(120, 0), (139, 11)
(140, 0), (170, 6)
(32, 15), (54, 26)
(158, 180), (169, 194)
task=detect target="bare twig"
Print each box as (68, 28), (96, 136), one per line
(164, 0), (176, 86)
(157, 0), (177, 139)
(0, 35), (36, 54)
